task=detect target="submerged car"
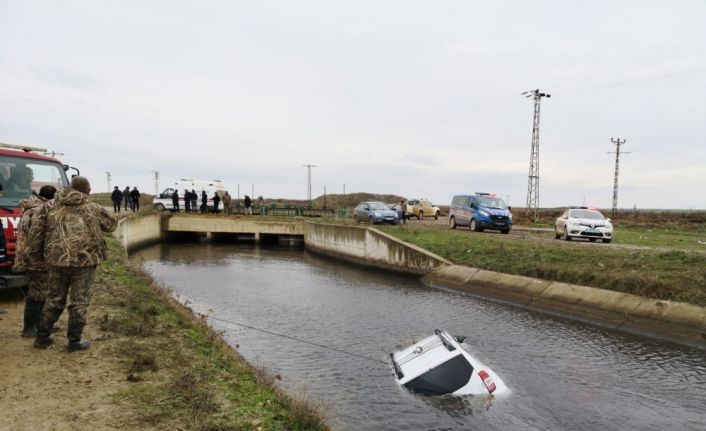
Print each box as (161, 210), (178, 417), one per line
(353, 201), (400, 224)
(555, 207), (613, 243)
(390, 329), (509, 396)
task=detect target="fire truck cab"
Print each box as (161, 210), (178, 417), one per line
(0, 142), (72, 289)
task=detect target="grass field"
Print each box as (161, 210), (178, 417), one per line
(379, 225), (706, 306)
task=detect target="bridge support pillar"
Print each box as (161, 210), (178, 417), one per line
(254, 232), (261, 242)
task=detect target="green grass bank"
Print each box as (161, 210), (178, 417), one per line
(379, 225), (706, 306)
(100, 237), (328, 431)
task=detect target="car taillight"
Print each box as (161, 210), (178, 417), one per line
(478, 370), (496, 394)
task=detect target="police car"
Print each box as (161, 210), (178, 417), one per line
(554, 207), (613, 243)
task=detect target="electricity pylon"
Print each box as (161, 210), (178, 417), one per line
(521, 89), (551, 222)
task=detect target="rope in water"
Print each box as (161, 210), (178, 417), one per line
(209, 315), (390, 365)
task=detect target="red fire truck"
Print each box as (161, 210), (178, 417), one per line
(0, 142), (75, 289)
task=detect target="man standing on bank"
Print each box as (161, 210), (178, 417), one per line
(16, 185), (57, 337)
(130, 186), (141, 212)
(30, 176), (117, 351)
(111, 186), (122, 213)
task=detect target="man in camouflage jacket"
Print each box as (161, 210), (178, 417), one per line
(16, 185), (56, 337)
(29, 176), (117, 351)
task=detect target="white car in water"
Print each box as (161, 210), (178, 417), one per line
(390, 329), (509, 396)
(555, 207), (613, 243)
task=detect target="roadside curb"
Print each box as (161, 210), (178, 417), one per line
(423, 265), (706, 349)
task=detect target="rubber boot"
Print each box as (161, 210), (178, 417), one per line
(21, 298), (43, 338)
(33, 326), (54, 349)
(67, 324), (90, 352)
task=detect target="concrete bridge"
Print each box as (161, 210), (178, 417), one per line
(164, 213), (304, 240)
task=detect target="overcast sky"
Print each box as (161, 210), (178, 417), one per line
(1, 1), (705, 209)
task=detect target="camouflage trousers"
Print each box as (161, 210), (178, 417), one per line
(27, 270), (50, 302)
(38, 266), (97, 341)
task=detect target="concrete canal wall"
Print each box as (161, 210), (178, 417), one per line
(424, 265), (706, 348)
(115, 215), (705, 348)
(115, 214), (164, 252)
(303, 222), (451, 275)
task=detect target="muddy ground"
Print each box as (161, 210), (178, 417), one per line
(0, 283), (146, 431)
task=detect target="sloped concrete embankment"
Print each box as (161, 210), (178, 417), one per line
(424, 266), (706, 349)
(303, 222), (451, 274)
(303, 222), (706, 348)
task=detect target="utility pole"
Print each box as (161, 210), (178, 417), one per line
(302, 164), (317, 208)
(521, 89), (551, 222)
(151, 170), (160, 196)
(251, 184), (254, 198)
(324, 185), (327, 209)
(106, 171), (111, 192)
(608, 138), (630, 216)
(343, 183), (346, 195)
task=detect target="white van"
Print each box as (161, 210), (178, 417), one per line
(152, 179), (226, 212)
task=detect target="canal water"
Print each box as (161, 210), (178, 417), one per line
(131, 241), (706, 431)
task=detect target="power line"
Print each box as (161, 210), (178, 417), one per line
(608, 138), (630, 216)
(521, 89), (551, 222)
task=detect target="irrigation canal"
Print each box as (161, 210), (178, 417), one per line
(131, 241), (706, 431)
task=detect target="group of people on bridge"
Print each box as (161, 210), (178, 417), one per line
(110, 186), (141, 213)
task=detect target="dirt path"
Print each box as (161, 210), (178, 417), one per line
(0, 289), (144, 431)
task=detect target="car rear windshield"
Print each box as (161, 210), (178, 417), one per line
(478, 195), (508, 210)
(570, 210), (605, 219)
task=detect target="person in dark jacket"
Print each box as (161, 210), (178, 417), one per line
(244, 195), (252, 215)
(191, 189), (198, 213)
(172, 189), (180, 212)
(110, 186), (123, 213)
(200, 190), (208, 213)
(212, 192), (221, 214)
(130, 187), (141, 212)
(123, 186), (131, 211)
(183, 189), (191, 213)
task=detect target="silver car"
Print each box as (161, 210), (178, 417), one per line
(555, 207), (613, 243)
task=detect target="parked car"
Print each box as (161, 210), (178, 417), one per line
(555, 207), (613, 243)
(407, 198), (441, 220)
(449, 193), (512, 233)
(353, 201), (400, 224)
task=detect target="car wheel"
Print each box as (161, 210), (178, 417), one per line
(501, 229), (510, 234)
(434, 211), (439, 220)
(369, 216), (375, 224)
(589, 238), (596, 242)
(154, 203), (165, 212)
(353, 214), (359, 223)
(450, 217), (457, 229)
(418, 211), (424, 221)
(470, 219), (478, 232)
(554, 228), (561, 239)
(603, 239), (612, 243)
(563, 229), (571, 241)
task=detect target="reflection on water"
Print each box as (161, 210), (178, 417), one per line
(132, 241), (706, 431)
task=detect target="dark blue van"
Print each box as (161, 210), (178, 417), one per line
(449, 193), (512, 233)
